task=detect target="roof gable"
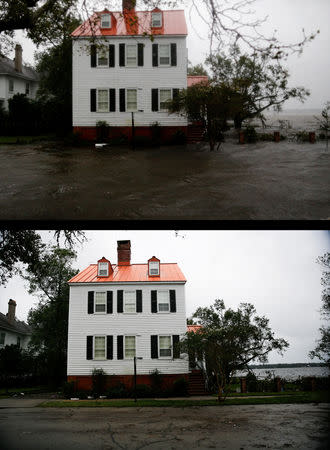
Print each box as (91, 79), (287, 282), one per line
(0, 56), (39, 81)
(0, 312), (31, 335)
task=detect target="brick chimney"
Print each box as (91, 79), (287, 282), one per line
(7, 299), (16, 324)
(122, 0), (136, 11)
(14, 44), (23, 73)
(117, 240), (131, 266)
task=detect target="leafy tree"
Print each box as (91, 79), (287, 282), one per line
(26, 246), (78, 387)
(0, 1), (318, 58)
(314, 102), (330, 150)
(180, 299), (289, 401)
(206, 46), (310, 128)
(0, 344), (31, 392)
(187, 62), (208, 76)
(168, 81), (234, 151)
(309, 252), (330, 367)
(0, 230), (85, 285)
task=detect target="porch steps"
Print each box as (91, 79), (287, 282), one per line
(188, 370), (207, 396)
(187, 125), (205, 144)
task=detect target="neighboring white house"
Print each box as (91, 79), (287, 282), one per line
(71, 0), (188, 141)
(0, 44), (39, 111)
(0, 299), (31, 350)
(67, 240), (189, 391)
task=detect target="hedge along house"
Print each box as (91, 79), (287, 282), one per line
(71, 0), (188, 142)
(67, 240), (189, 391)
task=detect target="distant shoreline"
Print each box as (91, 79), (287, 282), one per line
(248, 363), (327, 369)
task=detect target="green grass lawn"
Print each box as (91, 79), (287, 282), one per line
(0, 135), (56, 144)
(39, 391), (329, 408)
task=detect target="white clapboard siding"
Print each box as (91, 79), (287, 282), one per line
(72, 36), (188, 127)
(67, 283), (189, 376)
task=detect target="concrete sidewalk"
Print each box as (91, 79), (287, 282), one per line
(0, 398), (50, 408)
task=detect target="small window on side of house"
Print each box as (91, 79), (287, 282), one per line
(94, 336), (106, 360)
(124, 335), (136, 359)
(152, 12), (162, 28)
(95, 292), (106, 313)
(98, 261), (109, 276)
(9, 79), (14, 92)
(25, 83), (30, 95)
(159, 335), (171, 357)
(101, 14), (111, 28)
(0, 332), (5, 346)
(17, 336), (21, 347)
(149, 261), (159, 276)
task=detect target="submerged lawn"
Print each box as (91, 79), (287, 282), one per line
(40, 391), (329, 408)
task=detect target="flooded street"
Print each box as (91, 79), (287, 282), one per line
(0, 139), (329, 220)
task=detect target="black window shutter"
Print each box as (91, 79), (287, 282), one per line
(109, 89), (116, 112)
(170, 290), (176, 312)
(136, 290), (142, 313)
(151, 335), (158, 359)
(151, 89), (159, 112)
(119, 89), (126, 112)
(173, 88), (179, 100)
(117, 290), (123, 313)
(109, 44), (115, 67)
(171, 43), (177, 66)
(90, 89), (96, 112)
(119, 44), (125, 66)
(138, 43), (144, 66)
(152, 44), (158, 67)
(117, 335), (123, 360)
(91, 45), (96, 67)
(87, 336), (93, 360)
(107, 335), (113, 360)
(151, 290), (158, 313)
(107, 291), (113, 314)
(88, 291), (94, 314)
(173, 335), (180, 358)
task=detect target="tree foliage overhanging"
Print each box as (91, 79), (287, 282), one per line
(181, 299), (289, 401)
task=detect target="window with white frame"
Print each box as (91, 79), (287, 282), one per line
(152, 12), (162, 27)
(125, 335), (136, 358)
(126, 45), (137, 67)
(17, 336), (21, 347)
(159, 44), (170, 66)
(9, 79), (14, 92)
(0, 332), (5, 346)
(149, 261), (159, 276)
(25, 83), (30, 95)
(124, 290), (136, 313)
(159, 89), (172, 111)
(101, 13), (111, 28)
(157, 290), (170, 312)
(95, 292), (106, 313)
(97, 89), (109, 112)
(97, 47), (109, 66)
(126, 89), (137, 112)
(98, 262), (109, 277)
(159, 335), (171, 357)
(94, 336), (106, 360)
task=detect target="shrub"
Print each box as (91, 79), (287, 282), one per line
(132, 384), (154, 398)
(96, 121), (110, 143)
(133, 135), (153, 148)
(296, 131), (309, 142)
(91, 368), (107, 397)
(246, 371), (259, 392)
(75, 390), (88, 400)
(258, 133), (274, 142)
(172, 377), (189, 396)
(106, 383), (129, 399)
(150, 369), (163, 395)
(245, 126), (258, 143)
(169, 129), (187, 145)
(62, 381), (75, 399)
(151, 121), (161, 146)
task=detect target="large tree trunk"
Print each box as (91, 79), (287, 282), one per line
(234, 115), (243, 129)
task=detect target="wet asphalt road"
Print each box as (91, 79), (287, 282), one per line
(0, 402), (329, 450)
(0, 139), (329, 220)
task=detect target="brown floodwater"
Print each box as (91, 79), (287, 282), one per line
(0, 139), (329, 220)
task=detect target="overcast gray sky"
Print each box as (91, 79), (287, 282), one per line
(8, 0), (330, 109)
(0, 230), (329, 364)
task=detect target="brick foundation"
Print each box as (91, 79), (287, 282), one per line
(68, 373), (189, 392)
(73, 126), (188, 142)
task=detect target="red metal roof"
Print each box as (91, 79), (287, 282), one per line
(187, 325), (202, 333)
(72, 10), (187, 37)
(187, 76), (209, 87)
(69, 263), (186, 283)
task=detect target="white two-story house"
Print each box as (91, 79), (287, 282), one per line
(71, 0), (188, 142)
(67, 240), (189, 391)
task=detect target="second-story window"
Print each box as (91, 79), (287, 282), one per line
(9, 79), (14, 92)
(126, 89), (137, 112)
(97, 89), (109, 112)
(101, 14), (111, 28)
(94, 336), (106, 360)
(95, 292), (106, 313)
(152, 12), (162, 27)
(25, 83), (30, 95)
(126, 45), (137, 67)
(158, 290), (169, 312)
(124, 290), (136, 313)
(159, 44), (170, 66)
(124, 336), (136, 358)
(0, 332), (5, 346)
(159, 89), (172, 111)
(97, 47), (109, 66)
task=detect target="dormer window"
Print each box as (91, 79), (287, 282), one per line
(152, 12), (162, 28)
(101, 13), (111, 28)
(98, 262), (109, 277)
(148, 257), (160, 276)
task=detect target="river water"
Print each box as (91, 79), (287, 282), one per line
(235, 366), (330, 380)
